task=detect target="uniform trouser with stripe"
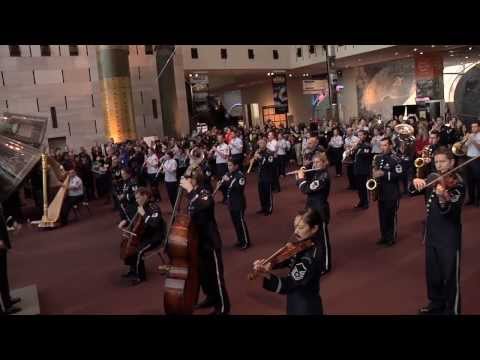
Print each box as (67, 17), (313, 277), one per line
(346, 164), (356, 189)
(165, 181), (178, 209)
(199, 246), (231, 314)
(466, 160), (480, 204)
(356, 175), (369, 206)
(272, 160), (281, 192)
(216, 163), (228, 200)
(378, 199), (399, 243)
(278, 155), (287, 176)
(258, 181), (273, 214)
(321, 222), (332, 275)
(295, 143), (302, 166)
(0, 250), (12, 311)
(124, 243), (153, 280)
(426, 245), (461, 314)
(229, 209), (251, 247)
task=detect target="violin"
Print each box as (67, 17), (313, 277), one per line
(248, 238), (315, 280)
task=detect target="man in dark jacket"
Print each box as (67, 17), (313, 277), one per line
(0, 204), (21, 315)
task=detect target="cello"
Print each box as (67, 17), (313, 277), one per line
(120, 210), (144, 260)
(158, 157), (201, 315)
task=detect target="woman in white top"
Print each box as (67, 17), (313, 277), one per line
(328, 128), (344, 176)
(162, 151), (178, 209)
(371, 127), (383, 155)
(145, 148), (161, 200)
(277, 133), (290, 176)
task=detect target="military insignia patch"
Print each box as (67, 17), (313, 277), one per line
(395, 164), (403, 174)
(268, 156), (274, 162)
(152, 212), (158, 218)
(449, 189), (461, 203)
(310, 180), (320, 190)
(239, 178), (245, 186)
(291, 262), (307, 281)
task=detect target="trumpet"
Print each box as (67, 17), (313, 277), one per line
(452, 134), (470, 157)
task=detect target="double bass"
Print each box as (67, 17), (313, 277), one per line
(158, 157), (201, 314)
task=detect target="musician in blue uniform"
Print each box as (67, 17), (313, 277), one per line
(251, 139), (275, 216)
(220, 158), (251, 250)
(353, 130), (372, 209)
(372, 137), (403, 247)
(296, 152), (331, 274)
(180, 168), (231, 315)
(252, 208), (326, 315)
(119, 187), (166, 286)
(412, 147), (465, 315)
(0, 204), (21, 315)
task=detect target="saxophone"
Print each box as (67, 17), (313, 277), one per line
(366, 154), (380, 202)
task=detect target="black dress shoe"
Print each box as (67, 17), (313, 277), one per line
(208, 309), (230, 315)
(122, 271), (136, 278)
(194, 298), (216, 310)
(239, 244), (250, 250)
(130, 278), (145, 286)
(418, 305), (444, 315)
(384, 241), (395, 247)
(8, 297), (21, 306)
(376, 239), (386, 245)
(5, 306), (22, 315)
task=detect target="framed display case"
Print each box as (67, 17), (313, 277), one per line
(262, 105), (287, 127)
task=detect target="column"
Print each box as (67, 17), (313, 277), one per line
(96, 45), (137, 142)
(325, 45), (340, 123)
(156, 46), (190, 137)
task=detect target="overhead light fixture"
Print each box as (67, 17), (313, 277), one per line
(469, 47), (473, 50)
(465, 56), (469, 59)
(450, 54), (454, 57)
(431, 45), (435, 48)
(449, 50), (454, 53)
(413, 48), (418, 52)
(394, 52), (399, 56)
(419, 52), (424, 55)
(194, 73), (199, 78)
(288, 74), (292, 77)
(189, 74), (193, 77)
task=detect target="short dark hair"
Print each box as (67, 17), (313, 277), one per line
(297, 208), (322, 228)
(135, 186), (151, 198)
(380, 137), (393, 145)
(430, 130), (440, 137)
(433, 146), (455, 160)
(471, 120), (479, 126)
(228, 158), (242, 167)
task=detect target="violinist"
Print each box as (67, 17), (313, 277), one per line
(119, 187), (166, 286)
(411, 147), (465, 315)
(179, 167), (231, 315)
(296, 152), (331, 274)
(252, 208), (326, 315)
(117, 168), (138, 224)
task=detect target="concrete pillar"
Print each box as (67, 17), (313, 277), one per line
(325, 45), (340, 123)
(156, 46), (190, 137)
(96, 45), (137, 142)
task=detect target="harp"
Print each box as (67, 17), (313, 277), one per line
(0, 112), (69, 228)
(37, 154), (69, 228)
